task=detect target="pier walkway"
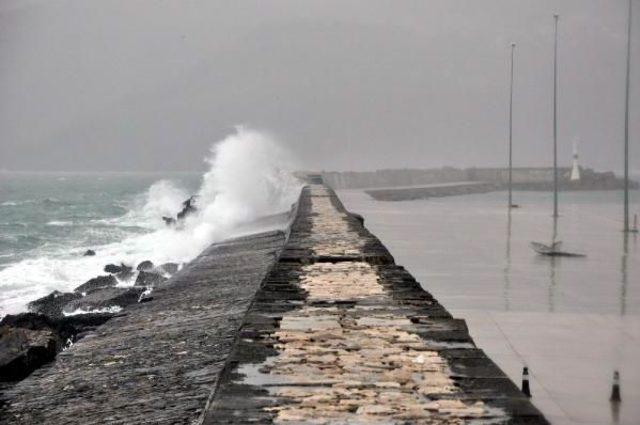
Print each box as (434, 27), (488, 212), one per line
(204, 185), (547, 424)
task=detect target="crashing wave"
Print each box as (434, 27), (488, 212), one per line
(0, 127), (302, 315)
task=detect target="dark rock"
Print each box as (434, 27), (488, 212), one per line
(136, 260), (154, 271)
(63, 287), (145, 313)
(134, 271), (167, 287)
(162, 216), (176, 226)
(83, 249), (96, 256)
(117, 268), (135, 282)
(177, 196), (197, 220)
(28, 291), (82, 319)
(0, 313), (55, 331)
(74, 275), (117, 293)
(0, 312), (115, 382)
(158, 262), (179, 275)
(104, 263), (132, 275)
(104, 264), (120, 274)
(1, 312), (114, 346)
(56, 314), (115, 341)
(0, 326), (60, 381)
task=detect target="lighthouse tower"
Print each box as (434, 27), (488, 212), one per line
(570, 139), (581, 181)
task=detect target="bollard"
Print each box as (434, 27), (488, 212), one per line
(610, 370), (621, 402)
(521, 366), (531, 397)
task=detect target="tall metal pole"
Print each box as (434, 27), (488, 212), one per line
(623, 0), (633, 232)
(553, 14), (560, 218)
(509, 42), (516, 209)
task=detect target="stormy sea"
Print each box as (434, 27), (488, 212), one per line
(0, 128), (301, 316)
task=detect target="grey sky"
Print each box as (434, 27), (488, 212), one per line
(0, 0), (638, 173)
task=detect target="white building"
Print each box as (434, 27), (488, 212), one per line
(570, 139), (581, 181)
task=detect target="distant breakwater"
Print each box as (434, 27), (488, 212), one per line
(317, 167), (637, 191)
(366, 182), (499, 202)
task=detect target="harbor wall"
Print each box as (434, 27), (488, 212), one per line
(319, 167), (637, 191)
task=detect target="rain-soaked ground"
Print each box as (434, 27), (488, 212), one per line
(338, 189), (640, 425)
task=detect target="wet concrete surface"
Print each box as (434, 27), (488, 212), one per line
(338, 189), (640, 425)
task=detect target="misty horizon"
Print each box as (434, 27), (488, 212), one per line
(1, 1), (638, 174)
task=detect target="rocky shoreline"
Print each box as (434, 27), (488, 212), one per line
(0, 196), (201, 387)
(0, 257), (182, 385)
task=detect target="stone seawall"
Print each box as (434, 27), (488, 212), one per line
(365, 182), (499, 202)
(0, 230), (288, 424)
(205, 185), (548, 424)
(321, 167), (635, 191)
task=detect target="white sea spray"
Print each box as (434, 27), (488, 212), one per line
(0, 127), (302, 316)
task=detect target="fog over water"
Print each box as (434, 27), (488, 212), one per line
(1, 0), (638, 173)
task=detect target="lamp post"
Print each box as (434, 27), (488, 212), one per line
(623, 0), (633, 232)
(553, 14), (560, 219)
(508, 42), (516, 209)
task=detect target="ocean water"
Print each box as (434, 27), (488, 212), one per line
(0, 128), (301, 316)
(0, 172), (197, 315)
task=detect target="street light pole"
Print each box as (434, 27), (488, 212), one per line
(553, 14), (560, 219)
(623, 0), (633, 232)
(509, 42), (516, 209)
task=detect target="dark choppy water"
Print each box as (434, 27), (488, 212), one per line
(0, 131), (303, 317)
(0, 172), (200, 315)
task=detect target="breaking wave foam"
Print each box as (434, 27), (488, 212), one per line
(0, 127), (302, 316)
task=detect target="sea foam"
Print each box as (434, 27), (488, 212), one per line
(0, 127), (301, 316)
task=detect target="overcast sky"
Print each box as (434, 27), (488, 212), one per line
(0, 0), (638, 173)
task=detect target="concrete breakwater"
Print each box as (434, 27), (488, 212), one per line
(1, 185), (547, 424)
(205, 185), (547, 424)
(365, 182), (499, 202)
(0, 230), (288, 424)
(319, 167), (636, 191)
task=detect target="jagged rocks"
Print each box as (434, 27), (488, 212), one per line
(161, 196), (196, 225)
(136, 260), (154, 271)
(0, 313), (114, 382)
(74, 275), (117, 294)
(103, 263), (131, 274)
(0, 313), (55, 331)
(104, 264), (121, 274)
(177, 196), (197, 220)
(83, 250), (96, 256)
(135, 271), (167, 287)
(0, 327), (59, 381)
(63, 287), (145, 313)
(1, 313), (114, 342)
(103, 263), (134, 281)
(27, 291), (82, 319)
(55, 314), (115, 342)
(158, 262), (179, 275)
